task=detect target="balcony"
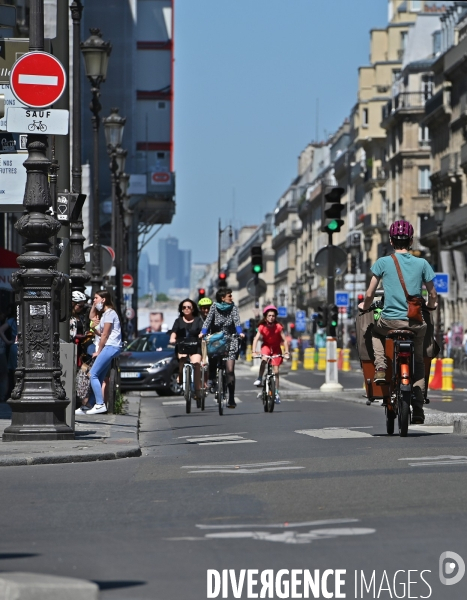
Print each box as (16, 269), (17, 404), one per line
(439, 152), (460, 180)
(364, 166), (387, 190)
(424, 87), (451, 125)
(382, 92), (431, 126)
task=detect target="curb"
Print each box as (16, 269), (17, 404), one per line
(0, 445), (141, 467)
(0, 572), (99, 600)
(453, 417), (467, 434)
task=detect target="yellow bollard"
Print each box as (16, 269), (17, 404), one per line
(246, 344), (252, 363)
(304, 347), (315, 370)
(428, 358), (437, 388)
(291, 348), (299, 371)
(342, 348), (351, 372)
(442, 358), (454, 391)
(317, 347), (326, 371)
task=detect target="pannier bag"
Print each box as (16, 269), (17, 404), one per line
(206, 332), (229, 356)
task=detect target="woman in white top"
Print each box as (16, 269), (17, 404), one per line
(85, 290), (122, 415)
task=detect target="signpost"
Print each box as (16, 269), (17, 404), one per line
(7, 107), (69, 135)
(295, 309), (306, 332)
(433, 273), (449, 295)
(10, 51), (67, 108)
(122, 273), (134, 288)
(277, 306), (288, 319)
(335, 291), (350, 308)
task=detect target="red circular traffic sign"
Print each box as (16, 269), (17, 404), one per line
(10, 52), (67, 108)
(122, 273), (134, 288)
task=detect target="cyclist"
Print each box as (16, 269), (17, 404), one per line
(169, 299), (204, 399)
(199, 288), (245, 409)
(198, 297), (213, 319)
(358, 220), (437, 424)
(252, 305), (289, 403)
(198, 297), (217, 389)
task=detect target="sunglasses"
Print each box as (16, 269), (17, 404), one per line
(182, 305), (193, 310)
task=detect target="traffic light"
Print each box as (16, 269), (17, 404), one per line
(251, 246), (263, 274)
(198, 288), (205, 301)
(218, 272), (227, 288)
(328, 304), (338, 336)
(321, 186), (345, 235)
(316, 306), (327, 329)
(357, 294), (364, 304)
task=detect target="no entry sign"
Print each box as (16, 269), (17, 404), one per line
(10, 52), (66, 109)
(122, 273), (134, 288)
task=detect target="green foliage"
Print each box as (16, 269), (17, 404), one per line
(156, 292), (170, 301)
(113, 389), (126, 415)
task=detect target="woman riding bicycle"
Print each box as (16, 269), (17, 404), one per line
(358, 219), (437, 424)
(170, 299), (204, 399)
(198, 297), (217, 390)
(199, 288), (245, 409)
(252, 305), (289, 404)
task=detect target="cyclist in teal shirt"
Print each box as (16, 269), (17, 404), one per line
(358, 220), (438, 424)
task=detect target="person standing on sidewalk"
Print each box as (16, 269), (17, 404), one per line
(86, 290), (122, 415)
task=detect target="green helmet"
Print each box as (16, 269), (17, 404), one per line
(198, 297), (213, 307)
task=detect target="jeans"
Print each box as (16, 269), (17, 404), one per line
(372, 317), (427, 404)
(89, 345), (121, 406)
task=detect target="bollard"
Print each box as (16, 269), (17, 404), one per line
(317, 347), (326, 371)
(246, 344), (252, 363)
(291, 348), (299, 371)
(442, 358), (454, 391)
(429, 358), (442, 390)
(428, 358), (437, 388)
(320, 337), (344, 392)
(304, 348), (315, 370)
(337, 348), (343, 370)
(342, 348), (351, 372)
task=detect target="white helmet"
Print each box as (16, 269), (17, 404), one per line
(72, 291), (87, 302)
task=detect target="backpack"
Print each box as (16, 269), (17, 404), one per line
(206, 332), (229, 356)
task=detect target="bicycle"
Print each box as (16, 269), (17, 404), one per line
(182, 359), (207, 414)
(253, 353), (287, 413)
(28, 120), (47, 132)
(211, 334), (239, 416)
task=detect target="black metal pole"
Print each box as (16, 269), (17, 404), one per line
(326, 232), (334, 336)
(3, 0), (73, 441)
(436, 225), (444, 353)
(108, 149), (122, 316)
(90, 86), (103, 294)
(69, 0), (90, 295)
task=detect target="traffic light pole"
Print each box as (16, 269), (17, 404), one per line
(320, 233), (343, 393)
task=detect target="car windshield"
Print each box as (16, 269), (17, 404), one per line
(126, 333), (171, 352)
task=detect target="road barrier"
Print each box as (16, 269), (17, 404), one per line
(428, 358), (437, 388)
(442, 358), (454, 391)
(342, 348), (351, 372)
(429, 358), (443, 390)
(303, 347), (315, 370)
(317, 347), (326, 371)
(291, 348), (299, 371)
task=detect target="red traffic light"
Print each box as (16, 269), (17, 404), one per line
(357, 294), (364, 302)
(199, 288), (205, 295)
(219, 272), (227, 280)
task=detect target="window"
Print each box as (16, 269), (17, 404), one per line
(157, 102), (167, 110)
(411, 0), (422, 11)
(419, 125), (430, 146)
(400, 31), (408, 51)
(362, 108), (369, 127)
(157, 152), (165, 160)
(418, 166), (431, 193)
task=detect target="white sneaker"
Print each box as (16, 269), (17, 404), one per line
(275, 392), (281, 404)
(85, 404), (107, 415)
(75, 406), (89, 415)
(253, 378), (262, 387)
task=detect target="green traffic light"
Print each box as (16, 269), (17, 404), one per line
(253, 265), (262, 273)
(328, 220), (339, 231)
(331, 320), (338, 327)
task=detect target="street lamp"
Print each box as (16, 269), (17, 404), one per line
(363, 232), (373, 287)
(432, 199), (447, 350)
(81, 28), (112, 294)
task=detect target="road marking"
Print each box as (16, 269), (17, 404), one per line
(179, 432), (256, 446)
(409, 425), (453, 434)
(181, 460), (304, 474)
(296, 427), (373, 439)
(162, 400), (185, 406)
(18, 74), (58, 85)
(177, 432), (247, 439)
(399, 455), (467, 467)
(166, 519), (375, 545)
(280, 379), (310, 390)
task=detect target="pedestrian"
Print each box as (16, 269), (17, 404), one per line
(82, 290), (122, 415)
(0, 305), (17, 398)
(463, 328), (467, 355)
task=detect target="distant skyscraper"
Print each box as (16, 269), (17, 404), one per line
(158, 236), (192, 294)
(138, 252), (150, 297)
(178, 249), (191, 289)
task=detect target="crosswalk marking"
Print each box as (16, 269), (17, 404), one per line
(296, 427), (373, 439)
(399, 455), (467, 467)
(181, 460), (303, 474)
(179, 432), (256, 446)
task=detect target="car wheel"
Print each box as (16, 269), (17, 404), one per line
(166, 370), (182, 396)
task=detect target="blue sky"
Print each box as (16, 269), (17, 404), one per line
(145, 0), (388, 265)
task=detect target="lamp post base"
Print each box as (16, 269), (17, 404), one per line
(2, 400), (74, 442)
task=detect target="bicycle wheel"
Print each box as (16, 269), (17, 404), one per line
(184, 365), (191, 414)
(267, 374), (276, 413)
(461, 357), (467, 378)
(217, 368), (224, 416)
(262, 378), (268, 412)
(386, 406), (395, 436)
(398, 390), (410, 437)
(200, 366), (206, 411)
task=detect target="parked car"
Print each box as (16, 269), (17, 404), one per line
(119, 333), (181, 396)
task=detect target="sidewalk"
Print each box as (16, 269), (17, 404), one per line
(0, 396), (141, 467)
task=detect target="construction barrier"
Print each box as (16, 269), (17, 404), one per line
(304, 347), (315, 370)
(428, 358), (437, 388)
(291, 348), (299, 371)
(342, 348), (351, 372)
(246, 344), (252, 363)
(317, 347), (326, 371)
(429, 358), (443, 390)
(442, 357), (454, 391)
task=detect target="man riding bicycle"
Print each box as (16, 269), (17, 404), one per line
(358, 220), (437, 424)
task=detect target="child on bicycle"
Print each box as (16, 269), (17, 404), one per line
(252, 305), (289, 403)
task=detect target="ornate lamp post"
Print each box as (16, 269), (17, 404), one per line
(3, 0), (74, 441)
(433, 200), (447, 350)
(103, 108), (126, 315)
(81, 28), (112, 294)
(363, 232), (373, 287)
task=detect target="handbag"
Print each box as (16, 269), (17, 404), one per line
(391, 254), (424, 323)
(206, 332), (229, 356)
(178, 339), (199, 354)
(76, 364), (91, 400)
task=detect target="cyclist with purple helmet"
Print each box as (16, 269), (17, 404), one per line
(358, 220), (438, 424)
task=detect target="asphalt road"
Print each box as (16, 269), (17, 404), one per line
(0, 369), (466, 599)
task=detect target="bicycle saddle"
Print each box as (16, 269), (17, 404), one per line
(386, 329), (415, 339)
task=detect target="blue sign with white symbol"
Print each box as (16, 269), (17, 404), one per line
(277, 306), (288, 318)
(295, 309), (306, 332)
(433, 273), (449, 295)
(335, 291), (350, 307)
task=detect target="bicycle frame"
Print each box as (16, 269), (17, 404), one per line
(255, 354), (284, 413)
(385, 332), (415, 437)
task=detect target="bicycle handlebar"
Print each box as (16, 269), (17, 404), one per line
(252, 353), (288, 359)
